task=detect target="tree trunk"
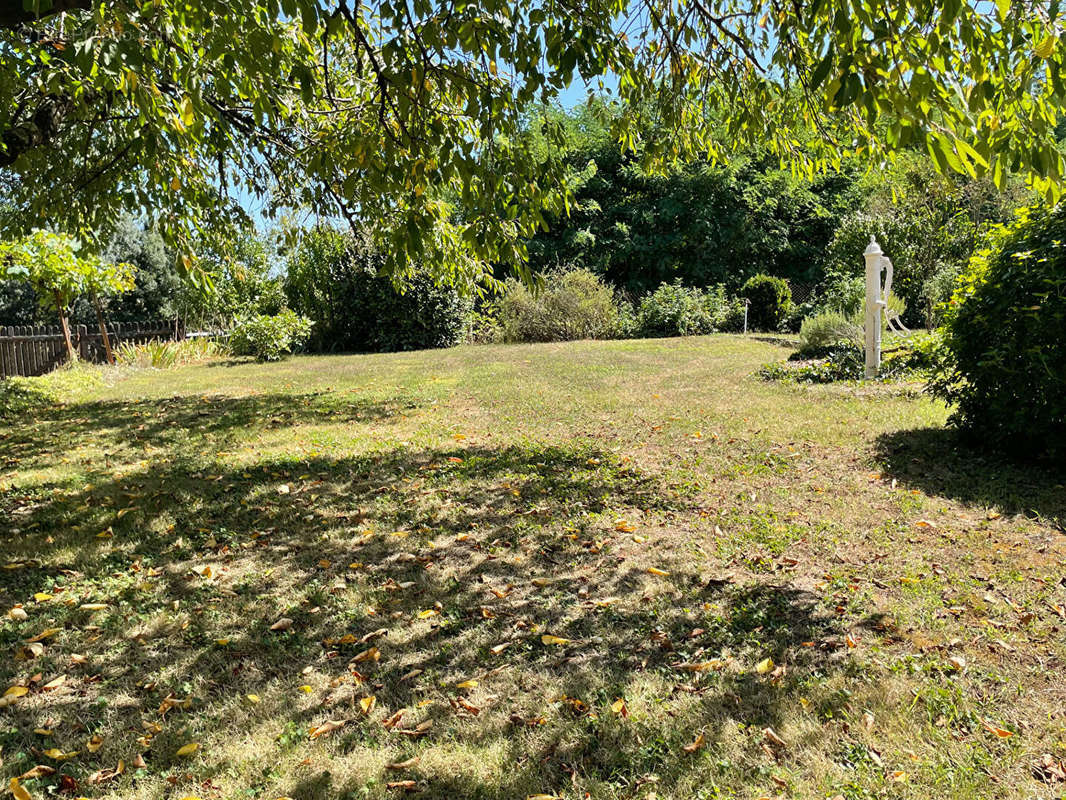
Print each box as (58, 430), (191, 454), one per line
(53, 291), (76, 364)
(92, 291), (114, 365)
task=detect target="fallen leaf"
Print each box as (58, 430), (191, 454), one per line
(360, 696), (377, 715)
(755, 657), (774, 674)
(309, 719), (347, 739)
(86, 734), (104, 752)
(489, 643), (510, 655)
(41, 749), (77, 760)
(17, 767), (54, 780)
(246, 694), (261, 704)
(610, 698), (628, 717)
(25, 628), (61, 643)
(456, 679), (478, 689)
(386, 781), (417, 791)
(270, 617), (294, 632)
(682, 732), (705, 753)
(4, 686), (29, 697)
(386, 756), (420, 770)
(763, 727), (787, 747)
(176, 742), (200, 757)
(541, 635), (570, 646)
(915, 519), (937, 529)
(79, 603), (108, 611)
(352, 646), (380, 662)
(982, 721), (1014, 738)
(647, 567), (670, 577)
(9, 778), (31, 800)
(298, 685), (313, 694)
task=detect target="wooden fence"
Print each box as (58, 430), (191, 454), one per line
(0, 320), (184, 378)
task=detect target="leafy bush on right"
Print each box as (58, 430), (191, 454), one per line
(929, 204), (1066, 458)
(229, 310), (313, 362)
(740, 274), (792, 331)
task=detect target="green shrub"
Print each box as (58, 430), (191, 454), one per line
(740, 274), (792, 331)
(284, 228), (472, 353)
(929, 205), (1066, 459)
(497, 268), (622, 342)
(228, 310), (313, 362)
(634, 281), (741, 337)
(796, 310), (863, 355)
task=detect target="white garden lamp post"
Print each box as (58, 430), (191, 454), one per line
(863, 235), (893, 379)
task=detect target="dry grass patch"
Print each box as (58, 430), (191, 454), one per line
(1, 335), (1064, 800)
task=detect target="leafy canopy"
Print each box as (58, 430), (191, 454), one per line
(2, 0), (1064, 287)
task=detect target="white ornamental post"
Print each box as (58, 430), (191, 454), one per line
(864, 235), (885, 379)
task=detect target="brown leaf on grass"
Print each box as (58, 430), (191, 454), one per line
(41, 675), (66, 691)
(385, 781), (417, 791)
(87, 760), (124, 784)
(386, 756), (420, 770)
(763, 727), (787, 747)
(17, 766), (55, 780)
(400, 669), (422, 682)
(57, 775), (78, 794)
(489, 643), (510, 655)
(382, 710), (405, 730)
(454, 697), (480, 715)
(1033, 753), (1066, 783)
(914, 519), (937, 529)
(353, 646), (380, 663)
(395, 720), (432, 737)
(309, 719), (347, 739)
(676, 660), (724, 673)
(359, 628), (388, 644)
(86, 735), (104, 753)
(270, 617), (294, 632)
(682, 732), (705, 753)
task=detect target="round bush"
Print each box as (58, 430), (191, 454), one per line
(229, 310), (313, 362)
(497, 268), (622, 342)
(929, 205), (1066, 459)
(740, 274), (792, 331)
(284, 228), (472, 353)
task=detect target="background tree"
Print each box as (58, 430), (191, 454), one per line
(1, 0), (1064, 289)
(0, 230), (133, 362)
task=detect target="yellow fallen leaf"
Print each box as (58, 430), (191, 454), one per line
(25, 628), (61, 643)
(5, 686), (29, 697)
(10, 778), (31, 800)
(417, 609), (438, 619)
(610, 698), (627, 715)
(176, 742), (199, 757)
(614, 519), (635, 532)
(318, 559), (331, 569)
(247, 694), (261, 704)
(360, 696), (376, 715)
(298, 685), (313, 694)
(456, 679), (478, 689)
(216, 638), (229, 646)
(79, 603), (108, 611)
(755, 657), (774, 674)
(87, 735), (104, 753)
(647, 567), (670, 577)
(541, 635), (570, 646)
(41, 749), (77, 760)
(526, 795), (561, 800)
(33, 593), (52, 602)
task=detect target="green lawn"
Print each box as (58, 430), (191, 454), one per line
(2, 335), (1064, 800)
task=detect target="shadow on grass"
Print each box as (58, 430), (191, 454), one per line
(874, 427), (1066, 528)
(1, 390), (861, 800)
